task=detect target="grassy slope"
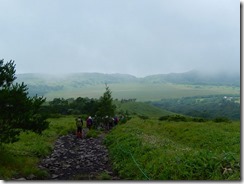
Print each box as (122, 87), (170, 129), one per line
(105, 117), (240, 180)
(114, 101), (174, 118)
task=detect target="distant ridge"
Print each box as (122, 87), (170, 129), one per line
(142, 70), (240, 86)
(17, 70), (240, 87)
(15, 71), (240, 99)
(16, 72), (138, 84)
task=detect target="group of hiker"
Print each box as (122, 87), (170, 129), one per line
(75, 115), (121, 138)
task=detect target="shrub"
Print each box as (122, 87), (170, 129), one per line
(159, 115), (188, 122)
(213, 117), (231, 123)
(167, 115), (187, 122)
(158, 115), (170, 121)
(138, 115), (149, 120)
(191, 117), (207, 122)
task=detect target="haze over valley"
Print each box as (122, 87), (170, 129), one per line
(16, 70), (240, 101)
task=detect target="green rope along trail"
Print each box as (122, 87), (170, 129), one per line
(116, 139), (151, 180)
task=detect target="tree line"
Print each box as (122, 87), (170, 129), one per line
(152, 95), (240, 120)
(41, 84), (118, 118)
(0, 60), (118, 145)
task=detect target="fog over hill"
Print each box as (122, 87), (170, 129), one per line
(16, 70), (240, 87)
(141, 70), (240, 86)
(15, 70), (240, 99)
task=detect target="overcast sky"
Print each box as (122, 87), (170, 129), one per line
(0, 0), (240, 77)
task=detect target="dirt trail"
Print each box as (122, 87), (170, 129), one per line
(38, 128), (119, 180)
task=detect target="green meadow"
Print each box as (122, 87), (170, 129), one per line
(105, 117), (240, 180)
(45, 83), (239, 101)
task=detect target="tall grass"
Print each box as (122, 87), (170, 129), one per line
(0, 115), (77, 180)
(104, 117), (240, 180)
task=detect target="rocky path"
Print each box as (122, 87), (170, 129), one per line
(38, 129), (119, 180)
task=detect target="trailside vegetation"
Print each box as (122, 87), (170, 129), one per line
(0, 60), (49, 144)
(105, 117), (240, 180)
(0, 116), (76, 179)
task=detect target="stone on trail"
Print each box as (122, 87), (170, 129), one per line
(38, 132), (118, 180)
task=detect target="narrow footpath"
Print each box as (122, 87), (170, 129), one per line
(38, 129), (119, 180)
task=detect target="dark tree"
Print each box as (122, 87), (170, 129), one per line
(49, 98), (69, 114)
(0, 59), (49, 144)
(97, 84), (116, 117)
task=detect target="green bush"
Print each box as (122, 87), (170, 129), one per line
(191, 117), (207, 122)
(168, 115), (187, 122)
(213, 117), (231, 123)
(159, 115), (187, 122)
(138, 115), (149, 120)
(158, 115), (170, 121)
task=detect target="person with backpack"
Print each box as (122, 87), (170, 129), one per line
(114, 116), (119, 126)
(104, 115), (110, 130)
(86, 116), (93, 130)
(76, 117), (83, 138)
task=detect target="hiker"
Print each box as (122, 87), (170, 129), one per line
(109, 117), (114, 129)
(93, 115), (99, 130)
(76, 117), (83, 138)
(104, 115), (110, 130)
(114, 116), (119, 126)
(86, 116), (93, 130)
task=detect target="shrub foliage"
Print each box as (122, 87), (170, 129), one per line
(0, 60), (49, 144)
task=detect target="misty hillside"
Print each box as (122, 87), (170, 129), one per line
(16, 72), (138, 86)
(142, 70), (240, 86)
(16, 73), (138, 96)
(16, 71), (240, 99)
(17, 70), (240, 86)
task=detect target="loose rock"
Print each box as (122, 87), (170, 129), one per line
(38, 130), (119, 180)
